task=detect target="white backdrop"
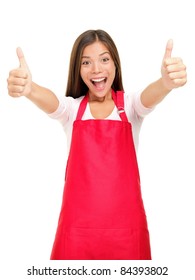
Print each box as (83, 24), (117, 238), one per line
(0, 0), (194, 279)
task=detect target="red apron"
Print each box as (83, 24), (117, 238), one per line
(50, 90), (151, 260)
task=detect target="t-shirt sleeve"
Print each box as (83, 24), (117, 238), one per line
(48, 95), (83, 128)
(132, 90), (155, 118)
(47, 96), (74, 126)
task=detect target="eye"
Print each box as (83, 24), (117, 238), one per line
(81, 60), (91, 65)
(101, 57), (110, 63)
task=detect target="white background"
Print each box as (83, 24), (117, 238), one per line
(0, 0), (194, 279)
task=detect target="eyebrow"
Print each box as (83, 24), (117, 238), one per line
(81, 51), (110, 59)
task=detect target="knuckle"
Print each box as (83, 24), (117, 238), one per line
(18, 78), (26, 86)
(168, 73), (175, 80)
(166, 65), (173, 73)
(18, 86), (24, 93)
(12, 85), (24, 93)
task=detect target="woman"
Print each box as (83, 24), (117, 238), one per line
(7, 29), (187, 260)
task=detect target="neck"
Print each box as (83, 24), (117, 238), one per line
(89, 90), (112, 103)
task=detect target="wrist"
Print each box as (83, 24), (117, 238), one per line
(159, 78), (172, 94)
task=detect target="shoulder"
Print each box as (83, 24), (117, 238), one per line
(48, 95), (84, 119)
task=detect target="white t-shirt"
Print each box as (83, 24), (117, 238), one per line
(48, 91), (154, 153)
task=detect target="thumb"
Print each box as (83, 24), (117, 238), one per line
(16, 47), (29, 70)
(163, 39), (173, 60)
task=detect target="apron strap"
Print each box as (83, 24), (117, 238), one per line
(111, 90), (128, 122)
(76, 94), (89, 120)
(76, 90), (128, 122)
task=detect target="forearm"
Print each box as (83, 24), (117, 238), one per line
(140, 78), (171, 108)
(26, 82), (59, 114)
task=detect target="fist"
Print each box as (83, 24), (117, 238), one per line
(161, 39), (187, 90)
(7, 48), (32, 97)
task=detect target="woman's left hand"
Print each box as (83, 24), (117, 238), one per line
(161, 39), (187, 90)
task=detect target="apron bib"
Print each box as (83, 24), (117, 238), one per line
(50, 90), (151, 260)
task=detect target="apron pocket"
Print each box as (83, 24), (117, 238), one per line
(54, 227), (151, 260)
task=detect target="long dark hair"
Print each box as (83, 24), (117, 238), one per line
(65, 29), (124, 98)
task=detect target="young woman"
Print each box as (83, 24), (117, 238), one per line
(7, 29), (187, 260)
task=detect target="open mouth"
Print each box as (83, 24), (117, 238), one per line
(91, 77), (107, 89)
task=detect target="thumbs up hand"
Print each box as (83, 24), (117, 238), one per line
(7, 48), (32, 97)
(161, 39), (187, 90)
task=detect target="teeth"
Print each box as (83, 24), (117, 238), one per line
(91, 78), (105, 82)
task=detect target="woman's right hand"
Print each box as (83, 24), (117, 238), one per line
(7, 48), (32, 97)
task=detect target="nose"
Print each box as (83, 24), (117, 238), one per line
(92, 61), (102, 73)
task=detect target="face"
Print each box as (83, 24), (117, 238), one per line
(80, 41), (116, 101)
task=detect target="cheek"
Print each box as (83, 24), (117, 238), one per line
(109, 67), (116, 82)
(80, 70), (86, 83)
(110, 63), (116, 75)
(80, 67), (89, 78)
(80, 71), (91, 87)
(80, 69), (84, 80)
